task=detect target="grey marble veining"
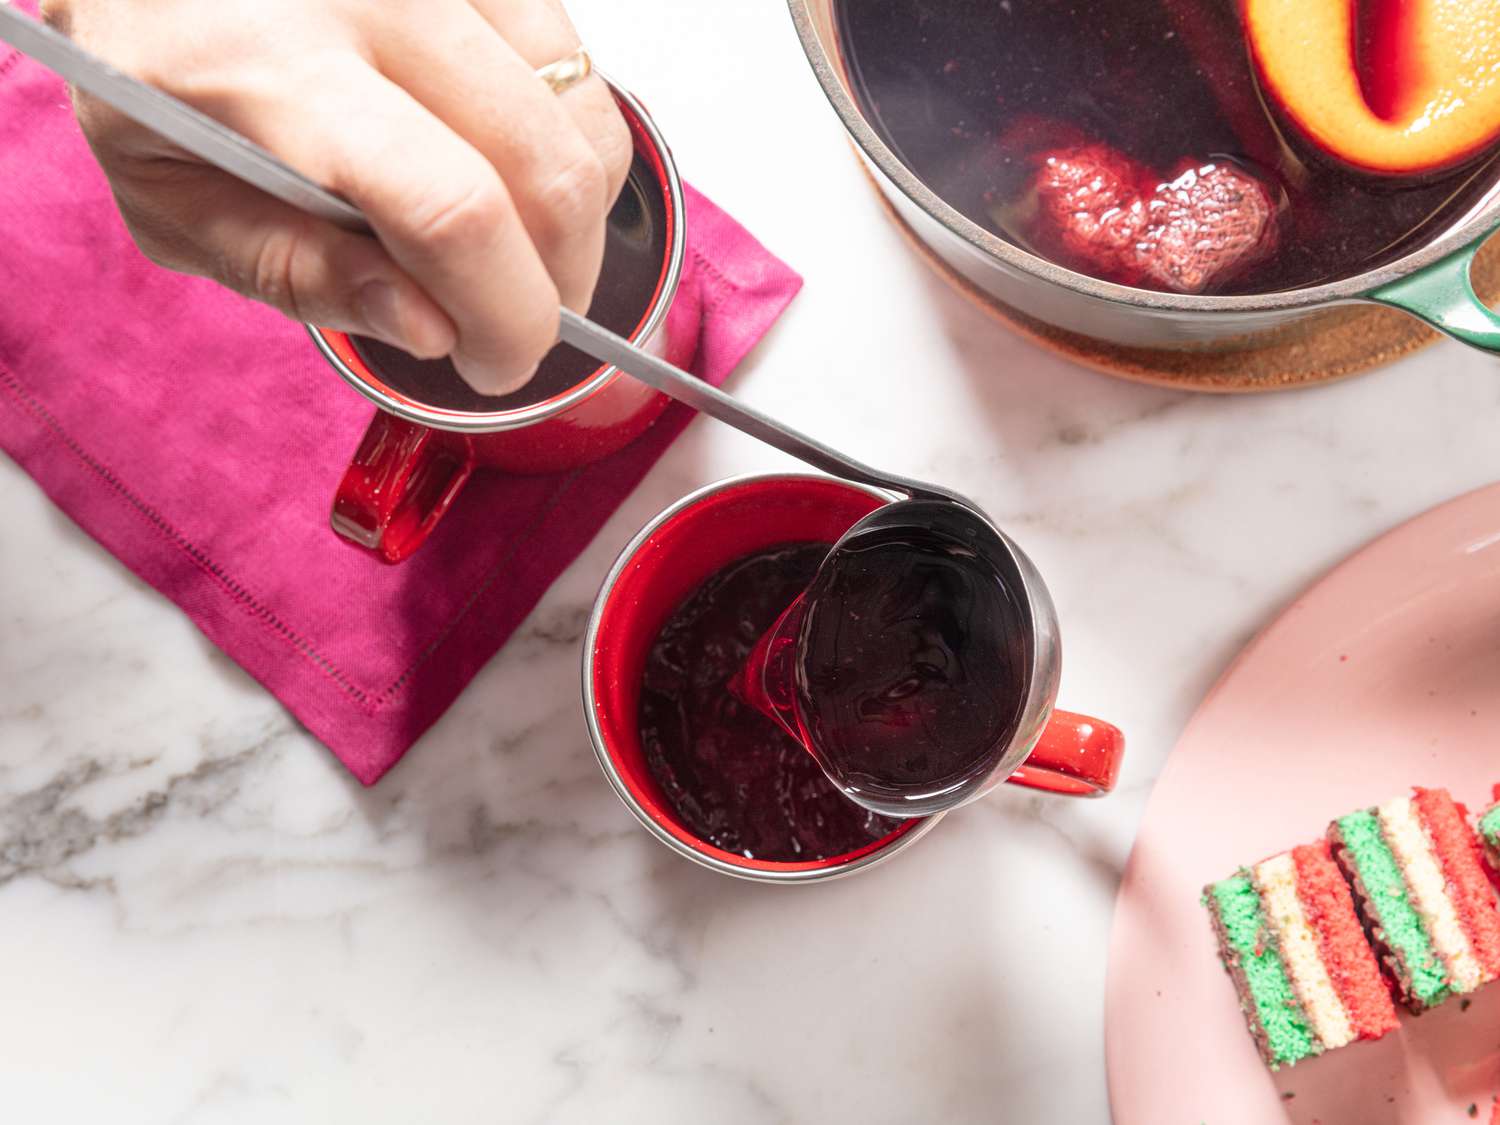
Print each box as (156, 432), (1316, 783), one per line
(5, 2), (1500, 1121)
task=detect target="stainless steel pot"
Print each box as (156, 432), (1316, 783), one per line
(788, 0), (1500, 355)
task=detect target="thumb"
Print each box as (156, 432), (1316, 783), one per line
(114, 166), (457, 357)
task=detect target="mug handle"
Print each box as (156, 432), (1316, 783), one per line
(1004, 709), (1124, 797)
(331, 412), (475, 564)
(1367, 234), (1500, 353)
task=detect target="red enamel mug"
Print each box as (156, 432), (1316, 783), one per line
(310, 81), (691, 563)
(583, 473), (1126, 883)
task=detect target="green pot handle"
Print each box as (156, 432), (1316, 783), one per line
(1367, 238), (1500, 353)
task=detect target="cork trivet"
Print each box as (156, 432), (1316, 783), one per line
(868, 168), (1500, 393)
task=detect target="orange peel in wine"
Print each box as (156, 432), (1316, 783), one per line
(1244, 0), (1500, 173)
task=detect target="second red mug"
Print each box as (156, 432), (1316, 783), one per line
(583, 473), (1126, 883)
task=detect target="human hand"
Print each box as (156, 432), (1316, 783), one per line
(42, 0), (632, 395)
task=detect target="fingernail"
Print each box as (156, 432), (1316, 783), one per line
(357, 281), (410, 352)
(503, 361), (541, 395)
(454, 356), (539, 397)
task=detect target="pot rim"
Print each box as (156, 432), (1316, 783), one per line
(787, 0), (1500, 314)
(580, 471), (945, 884)
(308, 75), (686, 434)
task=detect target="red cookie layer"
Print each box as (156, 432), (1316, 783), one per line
(1413, 787), (1500, 981)
(1291, 840), (1399, 1040)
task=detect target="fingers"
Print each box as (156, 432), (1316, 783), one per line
(107, 160), (456, 357)
(56, 0), (636, 399)
(185, 57), (563, 395)
(470, 0), (634, 201)
(365, 1), (614, 317)
(334, 75), (563, 394)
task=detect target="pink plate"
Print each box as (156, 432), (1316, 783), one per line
(1107, 484), (1500, 1124)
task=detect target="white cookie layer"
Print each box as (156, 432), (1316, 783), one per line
(1254, 852), (1354, 1049)
(1378, 796), (1482, 993)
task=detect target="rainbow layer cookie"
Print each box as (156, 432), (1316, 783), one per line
(1329, 788), (1500, 1013)
(1205, 840), (1398, 1069)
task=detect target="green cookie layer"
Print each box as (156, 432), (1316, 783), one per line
(1479, 804), (1500, 849)
(1336, 810), (1450, 1007)
(1210, 874), (1319, 1066)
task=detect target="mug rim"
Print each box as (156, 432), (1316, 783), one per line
(581, 472), (946, 884)
(786, 0), (1500, 315)
(307, 75), (687, 434)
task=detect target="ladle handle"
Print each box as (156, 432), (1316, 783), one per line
(555, 310), (944, 501)
(0, 6), (371, 233)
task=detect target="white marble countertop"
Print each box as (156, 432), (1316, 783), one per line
(4, 3), (1500, 1121)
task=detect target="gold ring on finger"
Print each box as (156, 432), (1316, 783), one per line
(535, 47), (593, 96)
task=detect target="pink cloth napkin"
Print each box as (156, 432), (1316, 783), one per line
(0, 47), (802, 784)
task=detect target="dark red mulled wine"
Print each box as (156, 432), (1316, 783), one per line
(783, 514), (1031, 816)
(834, 0), (1500, 295)
(638, 543), (901, 862)
(350, 145), (667, 412)
(642, 506), (1035, 851)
